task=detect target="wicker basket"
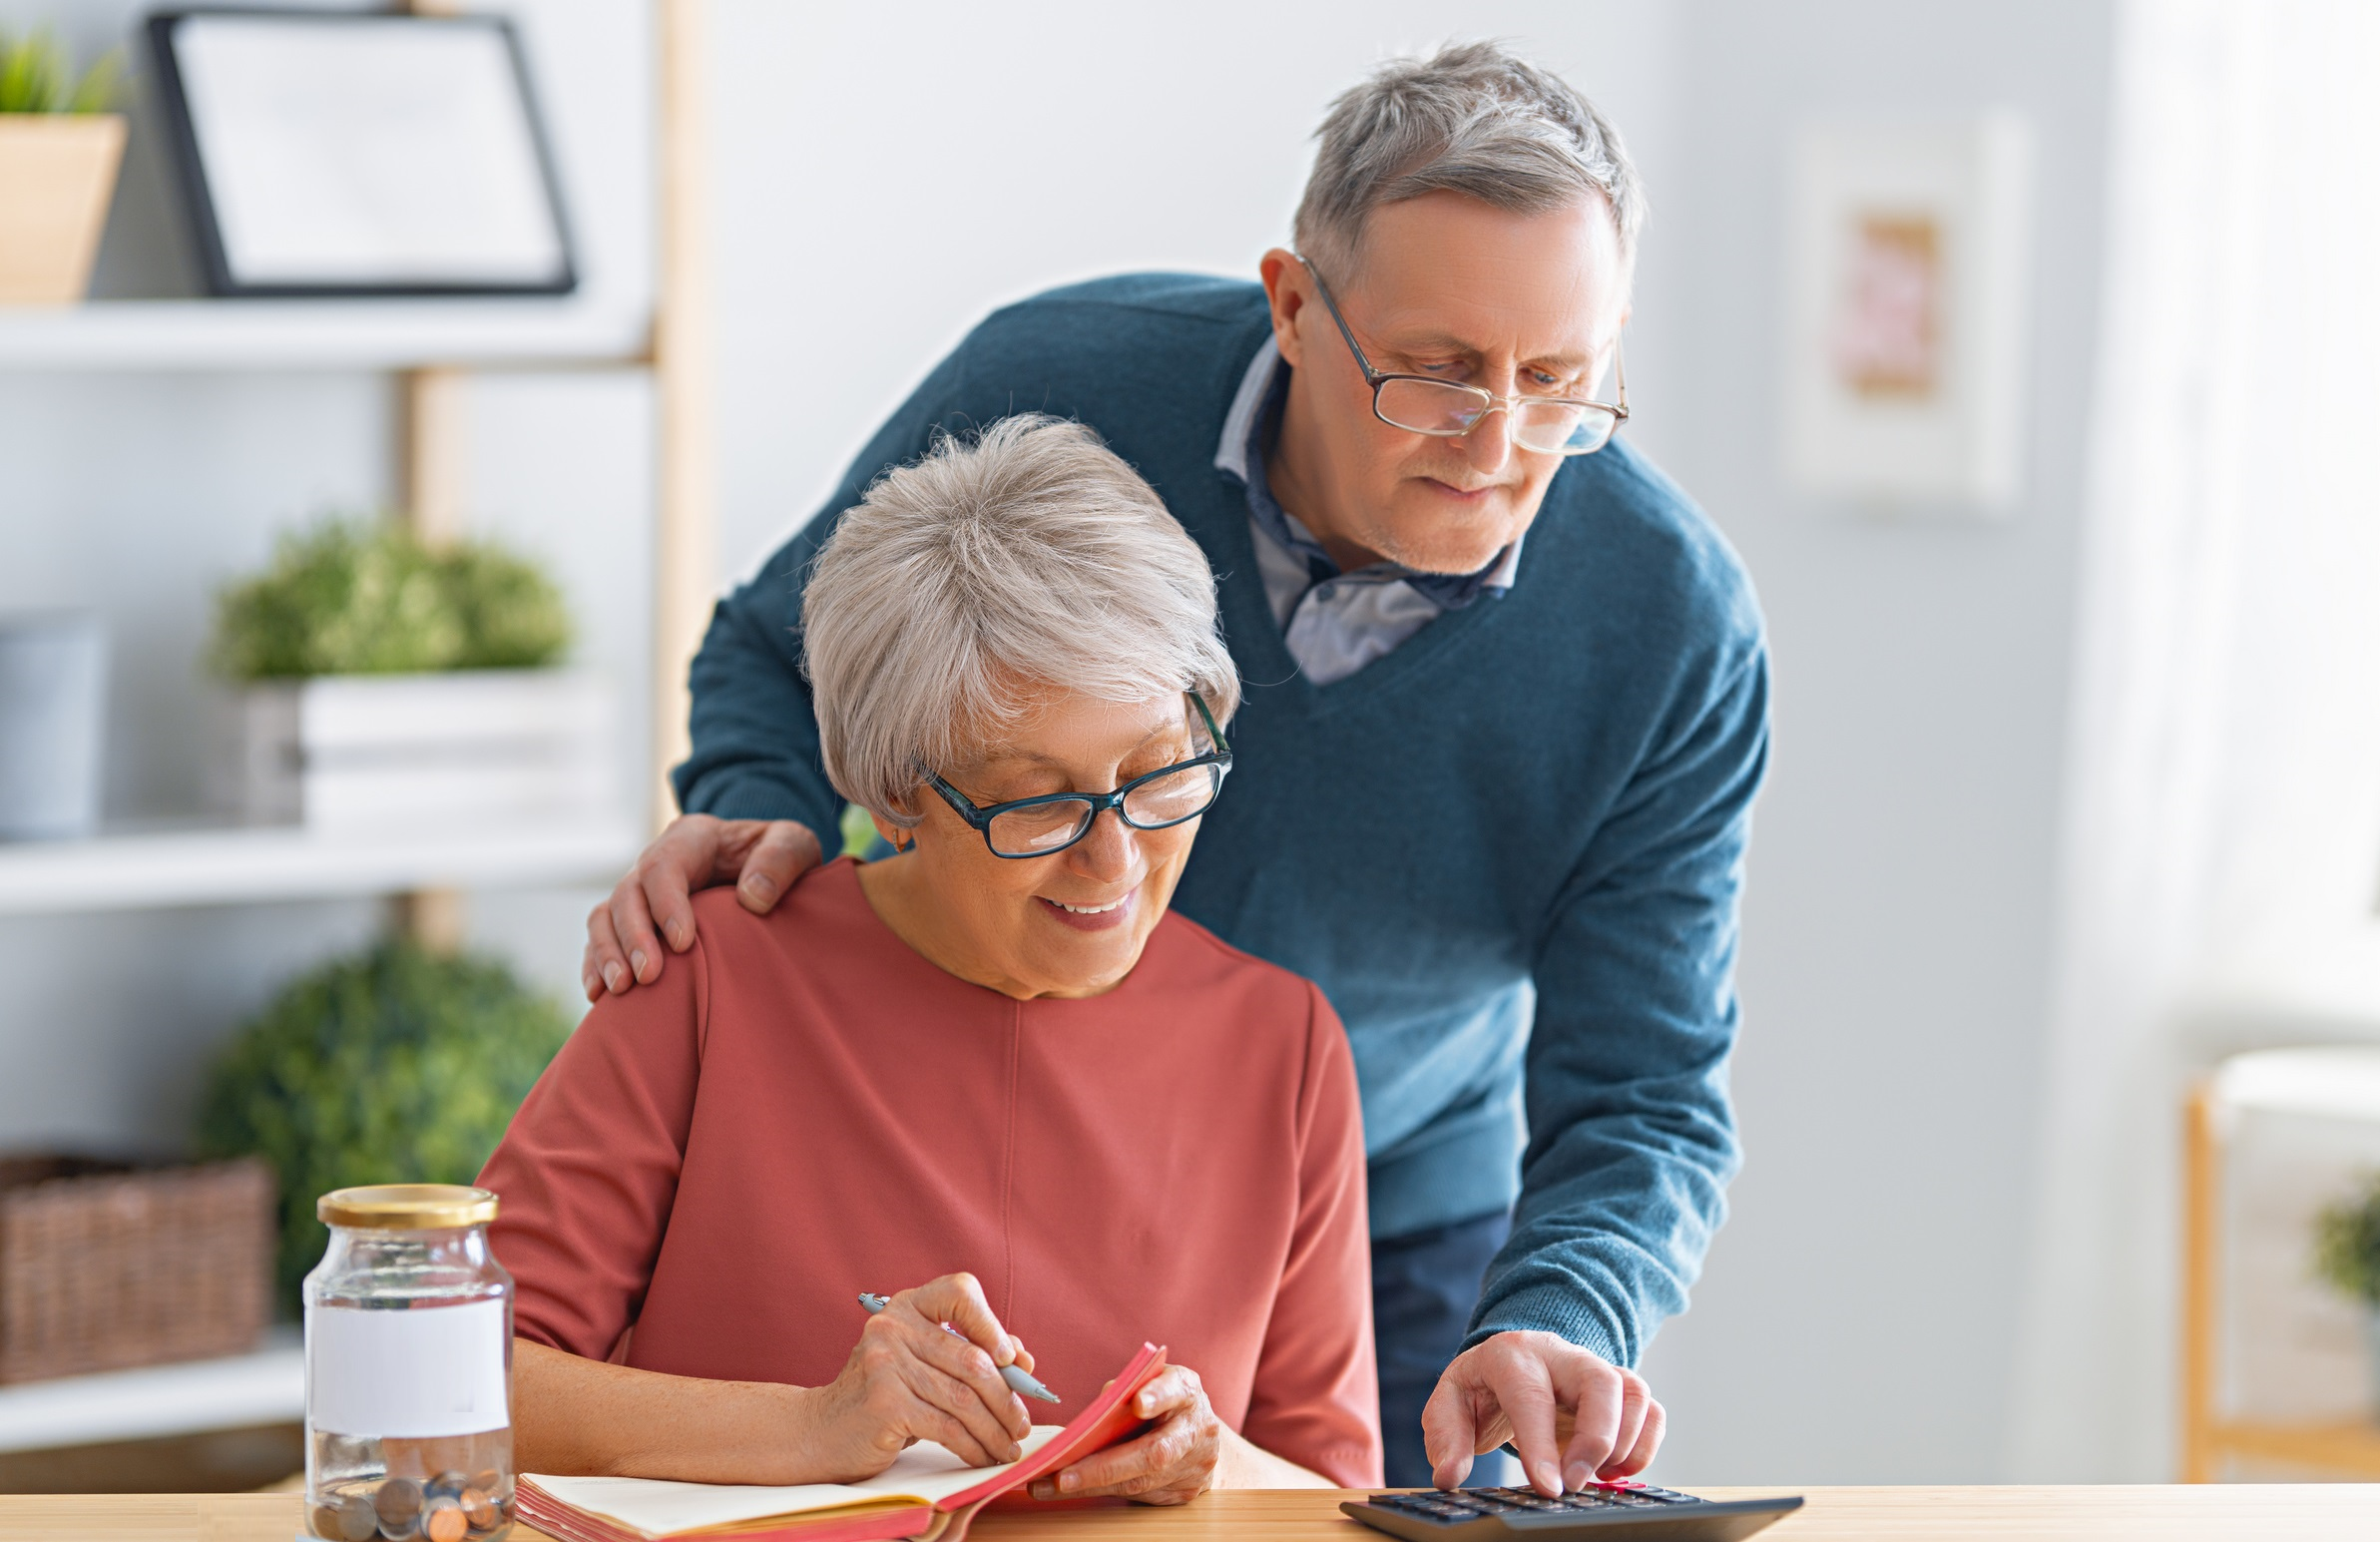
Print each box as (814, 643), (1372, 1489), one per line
(0, 1155), (274, 1383)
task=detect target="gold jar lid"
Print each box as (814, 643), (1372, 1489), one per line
(317, 1185), (497, 1230)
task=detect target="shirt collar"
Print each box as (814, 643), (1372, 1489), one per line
(1215, 336), (1524, 608)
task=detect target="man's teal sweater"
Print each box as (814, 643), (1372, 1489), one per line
(675, 274), (1769, 1365)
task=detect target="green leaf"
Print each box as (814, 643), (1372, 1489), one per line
(2314, 1173), (2380, 1306)
(66, 48), (123, 115)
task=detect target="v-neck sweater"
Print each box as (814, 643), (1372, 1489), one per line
(673, 274), (1769, 1368)
(480, 857), (1381, 1487)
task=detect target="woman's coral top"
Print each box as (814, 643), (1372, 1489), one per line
(479, 856), (1381, 1486)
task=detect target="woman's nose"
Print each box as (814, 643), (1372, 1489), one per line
(1068, 807), (1140, 884)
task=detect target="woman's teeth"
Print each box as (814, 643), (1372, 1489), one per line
(1049, 895), (1128, 914)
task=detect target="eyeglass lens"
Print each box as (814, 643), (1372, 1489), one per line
(985, 764), (1223, 856)
(1373, 377), (1618, 454)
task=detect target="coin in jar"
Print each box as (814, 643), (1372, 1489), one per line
(422, 1498), (468, 1542)
(468, 1469), (502, 1498)
(375, 1477), (424, 1537)
(428, 1470), (467, 1501)
(339, 1493), (380, 1542)
(461, 1490), (499, 1531)
(311, 1503), (344, 1540)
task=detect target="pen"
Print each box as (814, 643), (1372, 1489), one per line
(858, 1291), (1062, 1403)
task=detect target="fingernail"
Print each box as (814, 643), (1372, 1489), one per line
(666, 919), (688, 949)
(1030, 1483), (1053, 1501)
(1058, 1472), (1078, 1493)
(742, 874), (774, 899)
(630, 948), (650, 979)
(603, 963), (627, 993)
(1565, 1462), (1592, 1491)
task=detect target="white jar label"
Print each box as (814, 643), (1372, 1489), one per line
(308, 1299), (509, 1438)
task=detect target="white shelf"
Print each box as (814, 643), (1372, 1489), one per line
(0, 1330), (302, 1453)
(0, 298), (652, 371)
(0, 819), (644, 916)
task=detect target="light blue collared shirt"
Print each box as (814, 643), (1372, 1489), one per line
(1212, 338), (1524, 686)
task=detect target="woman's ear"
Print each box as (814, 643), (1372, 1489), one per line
(868, 806), (915, 853)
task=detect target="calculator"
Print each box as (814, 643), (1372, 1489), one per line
(1341, 1482), (1803, 1542)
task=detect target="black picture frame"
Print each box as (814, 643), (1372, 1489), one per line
(144, 8), (579, 299)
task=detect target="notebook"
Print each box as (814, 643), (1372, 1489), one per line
(518, 1342), (1169, 1542)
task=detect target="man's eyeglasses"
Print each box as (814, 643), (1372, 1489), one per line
(926, 694), (1231, 859)
(1300, 257), (1629, 457)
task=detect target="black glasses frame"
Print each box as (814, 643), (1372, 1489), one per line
(925, 694), (1232, 860)
(1299, 256), (1629, 456)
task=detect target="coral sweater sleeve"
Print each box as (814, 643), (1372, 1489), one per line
(1237, 982), (1381, 1488)
(481, 937), (709, 1359)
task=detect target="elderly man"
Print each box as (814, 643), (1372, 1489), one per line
(585, 42), (1767, 1496)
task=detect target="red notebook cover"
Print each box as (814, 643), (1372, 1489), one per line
(519, 1343), (1169, 1542)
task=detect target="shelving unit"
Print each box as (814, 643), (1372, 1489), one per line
(0, 820), (644, 917)
(2183, 1047), (2380, 1479)
(0, 1333), (301, 1456)
(0, 0), (713, 1459)
(0, 297), (650, 371)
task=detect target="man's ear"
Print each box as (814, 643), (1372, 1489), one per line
(1258, 248), (1309, 368)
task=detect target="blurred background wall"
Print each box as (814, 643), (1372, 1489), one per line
(12, 0), (2380, 1492)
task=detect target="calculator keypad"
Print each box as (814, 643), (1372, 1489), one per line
(1368, 1484), (1702, 1523)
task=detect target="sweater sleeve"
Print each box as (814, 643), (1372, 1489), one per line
(1468, 635), (1771, 1367)
(670, 347), (979, 831)
(1237, 981), (1383, 1488)
(477, 935), (711, 1358)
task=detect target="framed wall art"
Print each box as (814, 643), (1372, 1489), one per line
(1781, 113), (2033, 512)
(146, 9), (577, 297)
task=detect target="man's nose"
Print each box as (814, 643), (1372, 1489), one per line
(1459, 403), (1516, 474)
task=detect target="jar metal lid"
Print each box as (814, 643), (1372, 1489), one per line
(317, 1184), (498, 1230)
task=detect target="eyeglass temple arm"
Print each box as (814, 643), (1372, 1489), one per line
(1295, 257), (1387, 385)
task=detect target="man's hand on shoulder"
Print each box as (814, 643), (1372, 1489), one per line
(1421, 1330), (1665, 1498)
(582, 814), (823, 1001)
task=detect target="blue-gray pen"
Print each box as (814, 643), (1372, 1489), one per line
(858, 1291), (1061, 1403)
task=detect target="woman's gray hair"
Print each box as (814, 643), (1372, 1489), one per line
(802, 415), (1241, 826)
(1293, 40), (1644, 278)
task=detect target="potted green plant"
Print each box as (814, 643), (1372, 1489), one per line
(0, 30), (125, 304)
(195, 939), (573, 1311)
(2314, 1173), (2380, 1422)
(207, 516), (619, 832)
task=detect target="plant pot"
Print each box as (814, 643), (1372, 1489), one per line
(0, 114), (127, 304)
(209, 669), (619, 833)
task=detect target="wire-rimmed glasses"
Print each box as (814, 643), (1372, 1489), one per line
(926, 694), (1231, 859)
(1300, 257), (1629, 456)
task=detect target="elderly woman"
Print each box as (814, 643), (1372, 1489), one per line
(478, 416), (1380, 1500)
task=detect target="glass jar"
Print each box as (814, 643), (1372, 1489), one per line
(303, 1185), (514, 1542)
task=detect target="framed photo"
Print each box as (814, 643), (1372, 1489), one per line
(145, 9), (577, 297)
(1781, 114), (2033, 512)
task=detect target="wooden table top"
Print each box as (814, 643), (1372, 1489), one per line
(5, 1485), (2377, 1542)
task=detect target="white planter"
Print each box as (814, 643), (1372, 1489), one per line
(0, 612), (107, 840)
(211, 669), (617, 833)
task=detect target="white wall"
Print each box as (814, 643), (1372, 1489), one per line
(710, 0), (1688, 580)
(1635, 0), (2118, 1485)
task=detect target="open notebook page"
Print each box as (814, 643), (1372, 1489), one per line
(527, 1427), (1066, 1537)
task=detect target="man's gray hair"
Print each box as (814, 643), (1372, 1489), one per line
(1293, 40), (1645, 278)
(803, 415), (1241, 826)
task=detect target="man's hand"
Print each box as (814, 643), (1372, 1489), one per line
(582, 814), (822, 1001)
(1422, 1330), (1665, 1497)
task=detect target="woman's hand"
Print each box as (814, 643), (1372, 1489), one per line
(791, 1274), (1038, 1481)
(1027, 1365), (1226, 1506)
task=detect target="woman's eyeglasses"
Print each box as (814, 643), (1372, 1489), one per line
(926, 694), (1231, 859)
(1300, 256), (1629, 457)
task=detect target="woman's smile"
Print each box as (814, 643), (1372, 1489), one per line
(1040, 888), (1138, 931)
